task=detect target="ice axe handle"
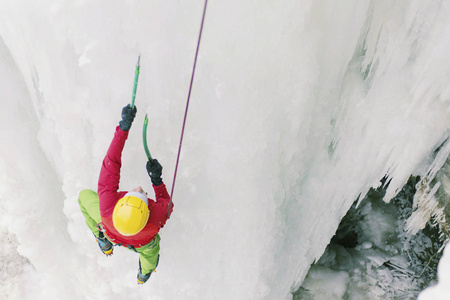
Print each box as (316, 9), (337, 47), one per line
(130, 55), (141, 109)
(143, 114), (153, 161)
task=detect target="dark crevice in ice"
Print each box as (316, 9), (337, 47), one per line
(294, 176), (443, 299)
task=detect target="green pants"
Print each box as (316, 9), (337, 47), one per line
(78, 189), (161, 274)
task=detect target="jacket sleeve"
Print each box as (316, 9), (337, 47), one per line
(153, 182), (173, 226)
(98, 126), (129, 216)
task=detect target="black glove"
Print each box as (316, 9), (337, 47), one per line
(146, 159), (163, 186)
(119, 104), (137, 131)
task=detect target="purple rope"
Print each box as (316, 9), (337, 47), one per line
(168, 0), (208, 217)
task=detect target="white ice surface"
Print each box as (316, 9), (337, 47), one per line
(1, 1), (450, 299)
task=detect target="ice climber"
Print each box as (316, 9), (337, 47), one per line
(78, 104), (173, 284)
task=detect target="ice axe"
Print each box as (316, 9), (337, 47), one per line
(128, 55), (152, 161)
(130, 55), (140, 109)
(142, 114), (153, 161)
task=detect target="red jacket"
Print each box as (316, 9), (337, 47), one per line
(98, 126), (172, 247)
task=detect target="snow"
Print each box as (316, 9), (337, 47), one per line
(299, 265), (351, 299)
(1, 1), (450, 299)
(420, 245), (450, 300)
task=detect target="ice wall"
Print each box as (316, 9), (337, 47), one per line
(1, 1), (450, 299)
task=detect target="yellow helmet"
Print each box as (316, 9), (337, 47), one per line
(113, 191), (150, 236)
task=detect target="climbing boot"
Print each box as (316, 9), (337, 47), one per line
(96, 232), (113, 256)
(137, 255), (159, 284)
(137, 269), (154, 284)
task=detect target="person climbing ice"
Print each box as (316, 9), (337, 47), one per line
(78, 104), (173, 284)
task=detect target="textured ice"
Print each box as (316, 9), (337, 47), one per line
(1, 1), (450, 299)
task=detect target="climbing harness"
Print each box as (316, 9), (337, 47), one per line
(168, 0), (208, 218)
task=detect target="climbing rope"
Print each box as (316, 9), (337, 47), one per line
(169, 0), (208, 217)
